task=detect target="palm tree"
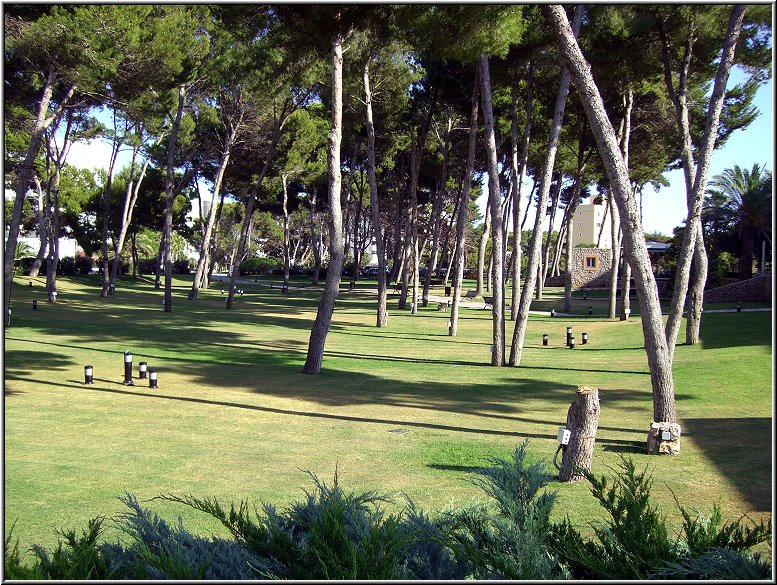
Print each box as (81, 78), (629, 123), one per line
(705, 164), (772, 280)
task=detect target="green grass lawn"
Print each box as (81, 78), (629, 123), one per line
(4, 274), (772, 558)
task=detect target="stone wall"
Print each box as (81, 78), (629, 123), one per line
(703, 273), (772, 303)
(570, 247), (612, 288)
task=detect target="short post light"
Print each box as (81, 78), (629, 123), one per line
(736, 301), (742, 312)
(550, 308), (555, 318)
(582, 332), (588, 345)
(84, 365), (94, 384)
(149, 368), (158, 389)
(32, 299), (37, 310)
(542, 334), (549, 346)
(138, 361), (148, 379)
(583, 292), (587, 300)
(569, 335), (576, 349)
(566, 326), (573, 347)
(109, 282), (116, 296)
(28, 281), (33, 287)
(123, 351), (134, 385)
(588, 306), (593, 316)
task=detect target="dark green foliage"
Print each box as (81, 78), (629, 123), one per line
(31, 516), (127, 580)
(239, 257), (282, 275)
(549, 457), (675, 579)
(172, 259), (191, 274)
(677, 499), (772, 558)
(650, 547), (773, 579)
(8, 446), (772, 579)
(548, 456), (773, 579)
(160, 470), (415, 579)
(431, 440), (568, 579)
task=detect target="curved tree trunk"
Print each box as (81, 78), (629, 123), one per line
(163, 85), (187, 313)
(543, 4), (677, 425)
(475, 199), (491, 296)
(685, 221), (707, 344)
(511, 61), (533, 321)
(450, 62), (480, 337)
(661, 6), (746, 361)
(364, 59), (388, 327)
(29, 178), (48, 278)
(303, 33), (347, 375)
(480, 55), (505, 366)
(509, 5), (582, 366)
(537, 177), (561, 300)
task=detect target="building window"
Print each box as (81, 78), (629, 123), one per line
(584, 255), (598, 271)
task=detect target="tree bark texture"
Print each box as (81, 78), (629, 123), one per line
(509, 5), (582, 367)
(163, 85), (186, 313)
(450, 63), (480, 337)
(685, 223), (707, 344)
(543, 4), (677, 425)
(662, 6), (746, 361)
(480, 55), (506, 366)
(476, 199), (491, 296)
(511, 61), (533, 321)
(303, 34), (347, 374)
(364, 59), (388, 327)
(559, 385), (600, 482)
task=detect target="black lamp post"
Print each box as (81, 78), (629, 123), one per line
(123, 351), (134, 385)
(149, 368), (158, 389)
(582, 332), (588, 345)
(138, 361), (147, 379)
(542, 334), (548, 346)
(569, 335), (576, 349)
(84, 365), (94, 384)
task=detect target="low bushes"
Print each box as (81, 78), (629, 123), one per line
(5, 441), (771, 580)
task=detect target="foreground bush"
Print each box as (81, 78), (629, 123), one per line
(5, 442), (771, 579)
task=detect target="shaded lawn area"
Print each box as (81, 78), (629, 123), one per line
(4, 275), (772, 557)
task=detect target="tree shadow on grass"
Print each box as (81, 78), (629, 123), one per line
(698, 312), (772, 351)
(682, 417), (771, 512)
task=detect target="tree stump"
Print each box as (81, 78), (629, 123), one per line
(559, 385), (600, 482)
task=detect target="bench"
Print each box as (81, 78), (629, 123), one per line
(430, 278), (444, 286)
(464, 290), (478, 300)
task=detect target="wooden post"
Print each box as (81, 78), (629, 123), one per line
(559, 385), (600, 482)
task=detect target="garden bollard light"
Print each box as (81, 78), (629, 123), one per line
(123, 351), (134, 385)
(582, 332), (588, 345)
(28, 281), (33, 287)
(588, 306), (593, 316)
(149, 369), (158, 389)
(569, 336), (576, 349)
(542, 334), (548, 346)
(109, 283), (115, 296)
(139, 361), (147, 379)
(32, 299), (37, 310)
(583, 293), (587, 300)
(84, 365), (94, 384)
(736, 301), (742, 312)
(550, 308), (555, 317)
(566, 326), (573, 346)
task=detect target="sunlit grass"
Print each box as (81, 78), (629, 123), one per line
(4, 274), (772, 558)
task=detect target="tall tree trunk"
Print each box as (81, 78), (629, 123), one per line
(618, 89), (634, 320)
(422, 114), (453, 306)
(100, 114), (124, 297)
(509, 6), (582, 366)
(304, 33), (347, 374)
(661, 6), (746, 360)
(475, 199), (491, 296)
(398, 203), (413, 309)
(226, 115), (286, 308)
(162, 85), (186, 312)
(29, 177), (48, 277)
(364, 59), (388, 327)
(564, 146), (588, 313)
(282, 173), (291, 291)
(450, 62), (480, 337)
(511, 60), (533, 320)
(685, 222), (707, 343)
(192, 127), (235, 299)
(537, 177), (561, 300)
(608, 207), (622, 319)
(543, 4), (677, 424)
(309, 187), (322, 285)
(480, 55), (506, 366)
(4, 73), (74, 318)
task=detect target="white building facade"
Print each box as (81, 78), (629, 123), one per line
(569, 203), (612, 250)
